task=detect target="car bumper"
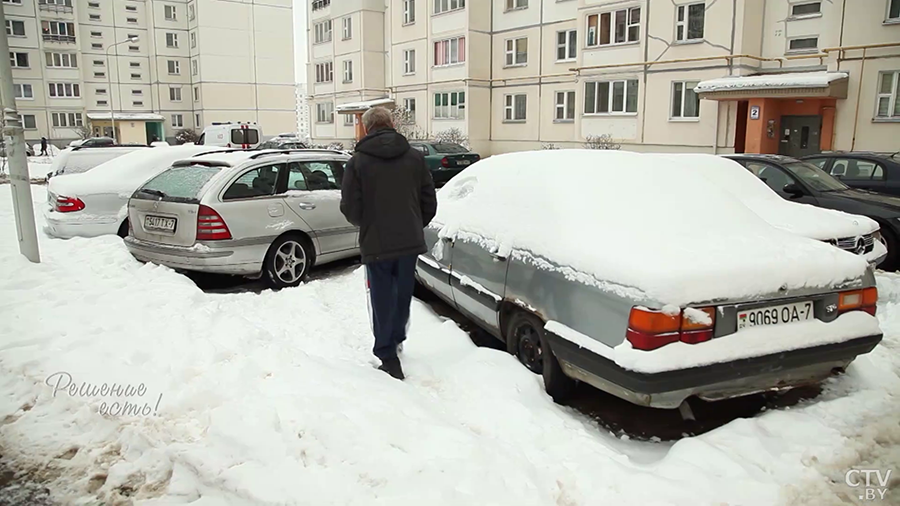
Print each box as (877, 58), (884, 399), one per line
(544, 329), (882, 409)
(124, 236), (266, 276)
(44, 211), (119, 239)
(865, 239), (888, 266)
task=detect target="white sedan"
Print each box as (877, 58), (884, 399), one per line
(45, 145), (224, 239)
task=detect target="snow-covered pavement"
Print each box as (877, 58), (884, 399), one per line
(1, 186), (898, 505)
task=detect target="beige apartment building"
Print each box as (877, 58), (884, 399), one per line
(307, 0), (900, 156)
(5, 0), (296, 146)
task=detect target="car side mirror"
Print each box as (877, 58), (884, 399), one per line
(783, 183), (804, 197)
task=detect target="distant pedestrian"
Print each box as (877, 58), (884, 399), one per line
(40, 137), (48, 157)
(340, 106), (437, 380)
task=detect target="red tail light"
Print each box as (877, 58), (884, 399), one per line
(626, 306), (716, 351)
(441, 157), (449, 168)
(55, 196), (85, 213)
(839, 287), (877, 316)
(196, 205), (232, 240)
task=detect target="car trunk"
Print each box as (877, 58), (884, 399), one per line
(129, 199), (199, 247)
(440, 153), (479, 168)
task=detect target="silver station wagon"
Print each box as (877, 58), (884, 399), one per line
(124, 149), (359, 287)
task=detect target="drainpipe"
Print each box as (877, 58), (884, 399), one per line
(849, 47), (866, 151)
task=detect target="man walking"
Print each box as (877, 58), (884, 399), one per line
(340, 106), (437, 380)
(40, 137), (48, 157)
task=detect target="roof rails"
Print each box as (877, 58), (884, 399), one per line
(171, 159), (232, 168)
(191, 148), (250, 158)
(210, 121), (258, 126)
(71, 144), (148, 151)
(248, 148), (348, 160)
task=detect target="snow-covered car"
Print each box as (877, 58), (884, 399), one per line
(45, 145), (225, 239)
(123, 150), (358, 288)
(46, 145), (148, 179)
(417, 150), (883, 409)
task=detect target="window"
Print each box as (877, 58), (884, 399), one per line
(167, 60), (180, 74)
(744, 162), (799, 198)
(41, 20), (75, 37)
(555, 91), (576, 121)
(433, 91), (465, 119)
(556, 30), (577, 61)
(132, 89), (142, 95)
(312, 0), (331, 10)
(51, 112), (83, 127)
(97, 88), (107, 94)
(290, 162), (340, 191)
(93, 59), (103, 66)
(46, 52), (77, 68)
(587, 7), (640, 46)
(20, 114), (37, 129)
(48, 82), (80, 98)
(87, 2), (99, 7)
(92, 43), (103, 50)
(126, 5), (137, 11)
(316, 102), (334, 123)
(671, 81), (700, 119)
(315, 61), (333, 83)
(584, 79), (638, 114)
(97, 100), (108, 106)
(224, 165), (282, 199)
(890, 0), (900, 20)
(790, 2), (821, 17)
(342, 17), (352, 39)
(788, 37), (818, 52)
(195, 114), (201, 127)
(189, 4), (195, 20)
(169, 86), (182, 101)
(676, 3), (705, 42)
(13, 83), (33, 99)
(166, 33), (179, 48)
(4, 0), (23, 4)
(505, 0), (527, 10)
(876, 71), (900, 118)
(403, 98), (416, 122)
(434, 36), (465, 66)
(433, 0), (464, 15)
(133, 100), (143, 106)
(127, 17), (138, 23)
(94, 71), (105, 78)
(314, 20), (332, 44)
(89, 14), (100, 21)
(131, 73), (141, 79)
(130, 62), (140, 68)
(193, 86), (199, 101)
(504, 37), (527, 66)
(192, 60), (198, 75)
(342, 60), (353, 82)
(403, 0), (416, 24)
(403, 49), (416, 74)
(9, 52), (28, 68)
(172, 114), (183, 127)
(504, 94), (527, 121)
(90, 31), (102, 38)
(165, 5), (177, 20)
(7, 20), (26, 36)
(829, 158), (884, 180)
(343, 113), (355, 126)
(190, 32), (196, 48)
(128, 45), (139, 52)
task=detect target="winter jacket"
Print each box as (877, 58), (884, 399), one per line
(340, 128), (437, 264)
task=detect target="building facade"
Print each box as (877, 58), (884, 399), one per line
(307, 0), (900, 156)
(5, 0), (296, 146)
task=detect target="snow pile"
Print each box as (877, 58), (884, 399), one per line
(48, 147), (147, 177)
(695, 72), (849, 93)
(432, 150), (868, 306)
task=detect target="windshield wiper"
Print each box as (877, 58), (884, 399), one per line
(139, 188), (168, 198)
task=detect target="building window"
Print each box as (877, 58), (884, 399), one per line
(587, 7), (640, 47)
(131, 73), (141, 79)
(90, 31), (102, 38)
(89, 14), (100, 21)
(505, 0), (527, 11)
(97, 88), (107, 94)
(7, 20), (26, 36)
(92, 43), (103, 50)
(129, 62), (140, 68)
(790, 2), (821, 17)
(876, 70), (900, 118)
(193, 86), (199, 101)
(195, 114), (201, 127)
(20, 114), (37, 129)
(189, 4), (195, 20)
(4, 0), (24, 4)
(504, 37), (527, 66)
(169, 86), (182, 101)
(167, 60), (180, 74)
(555, 90), (575, 121)
(504, 94), (527, 122)
(343, 113), (355, 126)
(311, 0), (330, 11)
(190, 32), (196, 48)
(314, 20), (332, 44)
(342, 60), (353, 82)
(316, 102), (334, 123)
(165, 5), (177, 20)
(93, 59), (103, 66)
(93, 71), (105, 78)
(890, 0), (900, 20)
(126, 17), (138, 23)
(434, 36), (465, 66)
(51, 112), (83, 127)
(342, 17), (352, 39)
(192, 60), (198, 75)
(434, 0), (464, 15)
(315, 61), (333, 83)
(172, 114), (183, 127)
(41, 20), (75, 39)
(166, 33), (179, 48)
(13, 83), (33, 99)
(126, 5), (137, 11)
(556, 30), (577, 61)
(46, 52), (77, 68)
(9, 52), (29, 68)
(676, 3), (705, 42)
(403, 0), (416, 24)
(128, 45), (139, 52)
(132, 89), (142, 95)
(48, 82), (80, 98)
(788, 37), (818, 52)
(133, 100), (143, 106)
(403, 49), (416, 74)
(671, 81), (700, 119)
(403, 98), (416, 122)
(584, 79), (638, 114)
(433, 91), (465, 119)
(97, 100), (108, 106)
(88, 1), (99, 7)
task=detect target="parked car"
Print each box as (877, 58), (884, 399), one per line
(45, 145), (226, 239)
(408, 142), (480, 186)
(257, 138), (308, 150)
(801, 152), (900, 196)
(46, 145), (148, 179)
(0, 143), (34, 157)
(124, 150), (357, 288)
(197, 123), (262, 149)
(416, 150), (882, 409)
(70, 137), (117, 148)
(726, 154), (900, 270)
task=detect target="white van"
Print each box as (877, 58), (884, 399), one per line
(196, 123), (262, 149)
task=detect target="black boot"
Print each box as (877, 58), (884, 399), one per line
(378, 357), (405, 380)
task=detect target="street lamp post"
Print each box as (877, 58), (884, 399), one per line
(105, 36), (138, 143)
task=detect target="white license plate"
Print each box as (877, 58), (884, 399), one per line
(737, 301), (814, 330)
(458, 160), (471, 166)
(144, 215), (176, 232)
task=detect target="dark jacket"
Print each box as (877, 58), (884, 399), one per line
(340, 128), (437, 263)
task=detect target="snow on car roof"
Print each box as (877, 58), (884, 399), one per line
(432, 150), (868, 306)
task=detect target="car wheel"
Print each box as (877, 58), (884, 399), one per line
(540, 334), (576, 403)
(263, 234), (313, 288)
(878, 226), (898, 272)
(506, 311), (545, 374)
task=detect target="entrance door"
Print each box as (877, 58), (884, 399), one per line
(778, 115), (821, 157)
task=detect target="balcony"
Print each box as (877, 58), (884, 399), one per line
(38, 1), (74, 14)
(312, 0), (330, 11)
(42, 34), (76, 43)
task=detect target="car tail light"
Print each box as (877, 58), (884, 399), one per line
(680, 307), (716, 344)
(441, 157), (449, 168)
(839, 287), (877, 315)
(196, 205), (232, 240)
(55, 196), (85, 213)
(626, 306), (716, 351)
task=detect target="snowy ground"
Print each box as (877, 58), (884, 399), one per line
(0, 185), (898, 505)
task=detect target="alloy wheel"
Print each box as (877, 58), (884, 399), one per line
(515, 322), (543, 374)
(273, 240), (307, 284)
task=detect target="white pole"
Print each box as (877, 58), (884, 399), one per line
(106, 44), (116, 142)
(0, 3), (40, 263)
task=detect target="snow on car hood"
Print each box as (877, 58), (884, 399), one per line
(431, 150), (868, 307)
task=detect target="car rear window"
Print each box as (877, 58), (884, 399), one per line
(230, 129), (260, 145)
(136, 165), (221, 201)
(431, 143), (468, 154)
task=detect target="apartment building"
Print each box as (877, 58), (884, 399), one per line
(307, 0), (900, 156)
(4, 0), (296, 146)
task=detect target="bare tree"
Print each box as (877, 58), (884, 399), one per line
(541, 142), (560, 150)
(583, 134), (621, 150)
(175, 129), (199, 145)
(433, 128), (469, 149)
(75, 124), (92, 140)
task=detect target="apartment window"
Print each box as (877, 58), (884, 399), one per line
(343, 113), (355, 126)
(342, 17), (352, 39)
(587, 7), (640, 46)
(126, 5), (137, 11)
(312, 0), (330, 10)
(133, 101), (143, 106)
(195, 114), (201, 127)
(342, 60), (353, 82)
(876, 70), (900, 118)
(403, 0), (416, 24)
(403, 49), (416, 74)
(92, 43), (103, 50)
(434, 36), (465, 66)
(128, 45), (139, 52)
(189, 4), (195, 20)
(433, 91), (465, 119)
(93, 59), (103, 66)
(315, 61), (333, 83)
(46, 52), (77, 68)
(505, 0), (527, 11)
(20, 114), (37, 129)
(97, 88), (107, 94)
(165, 5), (177, 20)
(790, 2), (821, 17)
(13, 83), (33, 99)
(127, 17), (138, 23)
(88, 2), (99, 8)
(316, 102), (334, 123)
(166, 33), (179, 48)
(193, 86), (199, 101)
(403, 98), (416, 121)
(504, 94), (527, 122)
(676, 3), (705, 42)
(48, 82), (80, 98)
(51, 112), (83, 127)
(172, 114), (183, 127)
(129, 61), (140, 68)
(192, 60), (198, 75)
(130, 72), (142, 79)
(434, 0), (464, 15)
(167, 60), (180, 74)
(671, 81), (700, 119)
(555, 90), (575, 121)
(788, 37), (818, 52)
(584, 79), (638, 114)
(504, 37), (527, 66)
(9, 52), (29, 68)
(97, 100), (108, 106)
(890, 0), (900, 20)
(314, 20), (332, 44)
(93, 71), (105, 78)
(41, 21), (75, 38)
(132, 89), (142, 95)
(556, 30), (577, 61)
(6, 20), (26, 36)
(4, 0), (23, 4)
(169, 86), (182, 101)
(89, 14), (100, 21)
(90, 31), (102, 38)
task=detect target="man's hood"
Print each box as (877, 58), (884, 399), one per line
(354, 128), (410, 160)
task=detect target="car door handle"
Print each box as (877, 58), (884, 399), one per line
(297, 203), (316, 210)
(490, 251), (507, 262)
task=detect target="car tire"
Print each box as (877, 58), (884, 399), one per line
(878, 226), (898, 272)
(506, 311), (546, 375)
(540, 334), (576, 403)
(263, 234), (314, 289)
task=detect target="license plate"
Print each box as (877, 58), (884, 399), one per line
(458, 160), (471, 166)
(737, 301), (813, 330)
(144, 215), (176, 232)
